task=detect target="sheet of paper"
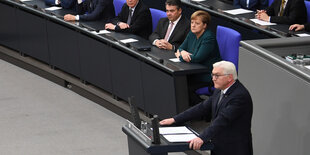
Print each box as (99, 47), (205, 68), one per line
(223, 8), (253, 15)
(163, 134), (197, 142)
(20, 0), (33, 2)
(91, 30), (111, 35)
(159, 126), (193, 134)
(296, 33), (310, 37)
(45, 6), (62, 11)
(305, 65), (310, 69)
(120, 38), (138, 44)
(250, 19), (277, 26)
(191, 0), (206, 2)
(169, 58), (181, 62)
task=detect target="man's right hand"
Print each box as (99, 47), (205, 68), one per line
(159, 118), (175, 126)
(289, 24), (305, 31)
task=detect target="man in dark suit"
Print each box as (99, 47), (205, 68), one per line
(160, 61), (253, 155)
(63, 0), (115, 22)
(105, 0), (152, 39)
(233, 0), (268, 10)
(149, 0), (190, 51)
(255, 0), (307, 24)
(289, 23), (310, 32)
(45, 0), (76, 9)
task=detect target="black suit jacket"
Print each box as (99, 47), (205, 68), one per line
(148, 16), (190, 51)
(267, 0), (307, 24)
(233, 0), (268, 10)
(174, 80), (253, 155)
(76, 0), (115, 22)
(305, 23), (310, 32)
(112, 1), (152, 39)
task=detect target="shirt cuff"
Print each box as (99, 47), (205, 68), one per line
(153, 39), (158, 45)
(75, 15), (79, 20)
(77, 0), (83, 4)
(55, 0), (60, 5)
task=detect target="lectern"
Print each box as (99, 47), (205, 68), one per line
(122, 120), (214, 155)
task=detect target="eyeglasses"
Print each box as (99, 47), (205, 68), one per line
(211, 73), (229, 79)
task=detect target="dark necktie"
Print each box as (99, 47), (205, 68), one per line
(279, 0), (286, 16)
(127, 8), (133, 24)
(217, 91), (224, 106)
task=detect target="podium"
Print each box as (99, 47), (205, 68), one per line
(122, 120), (214, 155)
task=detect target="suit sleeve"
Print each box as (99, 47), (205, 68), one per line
(198, 92), (252, 142)
(189, 33), (217, 63)
(178, 32), (190, 62)
(149, 18), (165, 43)
(61, 0), (75, 9)
(174, 98), (213, 125)
(45, 0), (56, 6)
(79, 0), (108, 21)
(259, 0), (268, 9)
(233, 0), (242, 8)
(305, 23), (310, 32)
(115, 8), (152, 34)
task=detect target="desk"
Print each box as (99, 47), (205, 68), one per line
(0, 0), (208, 118)
(122, 120), (213, 155)
(181, 0), (310, 39)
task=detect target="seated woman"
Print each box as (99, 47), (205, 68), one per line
(175, 10), (221, 106)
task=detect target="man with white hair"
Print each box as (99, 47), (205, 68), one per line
(160, 61), (253, 155)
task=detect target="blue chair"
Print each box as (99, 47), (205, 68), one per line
(113, 0), (126, 15)
(150, 8), (167, 32)
(268, 0), (274, 6)
(195, 26), (241, 96)
(305, 1), (310, 22)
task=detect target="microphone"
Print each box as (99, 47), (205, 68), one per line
(151, 115), (160, 144)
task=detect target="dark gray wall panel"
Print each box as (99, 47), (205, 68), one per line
(0, 3), (19, 50)
(141, 62), (176, 118)
(78, 34), (112, 92)
(110, 48), (144, 109)
(17, 9), (49, 63)
(47, 21), (80, 77)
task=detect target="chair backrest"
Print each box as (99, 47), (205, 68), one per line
(150, 8), (167, 32)
(268, 0), (274, 6)
(114, 0), (126, 15)
(216, 26), (241, 71)
(305, 1), (310, 23)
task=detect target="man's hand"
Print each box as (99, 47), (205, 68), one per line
(255, 11), (269, 22)
(64, 14), (76, 21)
(289, 24), (305, 31)
(118, 22), (130, 29)
(159, 118), (175, 126)
(105, 23), (116, 30)
(155, 40), (173, 50)
(189, 137), (204, 150)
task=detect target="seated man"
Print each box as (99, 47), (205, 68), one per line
(149, 0), (190, 51)
(64, 0), (115, 22)
(255, 0), (307, 24)
(105, 0), (152, 39)
(289, 23), (310, 32)
(45, 0), (76, 9)
(160, 61), (253, 155)
(233, 0), (268, 11)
